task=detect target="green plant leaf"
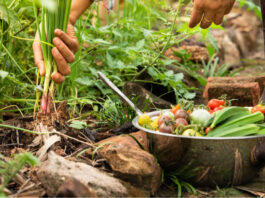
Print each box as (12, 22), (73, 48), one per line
(70, 120), (87, 129)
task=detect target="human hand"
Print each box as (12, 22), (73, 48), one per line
(33, 23), (79, 83)
(189, 0), (235, 29)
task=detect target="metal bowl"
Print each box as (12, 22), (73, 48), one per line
(132, 110), (265, 187)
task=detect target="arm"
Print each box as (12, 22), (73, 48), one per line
(33, 0), (94, 83)
(189, 0), (235, 29)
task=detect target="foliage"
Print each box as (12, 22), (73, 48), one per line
(164, 161), (199, 197)
(0, 152), (40, 196)
(238, 0), (262, 20)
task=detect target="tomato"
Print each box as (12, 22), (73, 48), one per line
(251, 105), (265, 114)
(158, 112), (174, 126)
(205, 127), (213, 133)
(174, 110), (190, 121)
(170, 104), (180, 114)
(138, 114), (151, 126)
(210, 106), (225, 114)
(208, 99), (225, 110)
(159, 123), (175, 133)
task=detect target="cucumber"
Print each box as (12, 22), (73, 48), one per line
(210, 107), (249, 128)
(257, 128), (265, 135)
(220, 111), (251, 124)
(207, 112), (264, 137)
(211, 124), (259, 137)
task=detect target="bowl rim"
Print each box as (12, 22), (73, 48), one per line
(132, 109), (265, 140)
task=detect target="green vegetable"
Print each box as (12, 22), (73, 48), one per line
(209, 124), (259, 137)
(208, 112), (264, 136)
(33, 0), (72, 114)
(257, 128), (265, 135)
(210, 107), (249, 128)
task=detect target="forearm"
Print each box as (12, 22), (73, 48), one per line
(69, 0), (94, 25)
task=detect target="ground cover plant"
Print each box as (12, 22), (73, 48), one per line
(0, 0), (264, 197)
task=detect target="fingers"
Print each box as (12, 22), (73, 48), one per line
(189, 3), (203, 28)
(225, 0), (235, 14)
(51, 47), (71, 76)
(51, 72), (65, 84)
(200, 11), (215, 29)
(33, 34), (45, 76)
(214, 10), (225, 25)
(53, 37), (75, 63)
(54, 28), (79, 53)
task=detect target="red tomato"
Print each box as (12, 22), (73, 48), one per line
(251, 105), (265, 114)
(170, 104), (180, 114)
(208, 99), (225, 110)
(205, 127), (213, 133)
(210, 106), (224, 114)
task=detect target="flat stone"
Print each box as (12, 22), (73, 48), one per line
(38, 151), (128, 197)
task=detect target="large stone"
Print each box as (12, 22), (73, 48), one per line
(123, 82), (172, 111)
(38, 152), (132, 197)
(97, 131), (162, 195)
(211, 29), (241, 66)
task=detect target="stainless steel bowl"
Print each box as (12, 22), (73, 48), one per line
(132, 110), (265, 187)
(98, 71), (265, 187)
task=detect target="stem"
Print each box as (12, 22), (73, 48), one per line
(132, 0), (183, 81)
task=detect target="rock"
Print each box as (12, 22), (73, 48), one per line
(38, 151), (128, 197)
(225, 8), (261, 52)
(56, 178), (98, 197)
(211, 29), (241, 66)
(98, 131), (149, 151)
(123, 82), (172, 111)
(165, 45), (209, 63)
(203, 81), (260, 106)
(97, 131), (162, 195)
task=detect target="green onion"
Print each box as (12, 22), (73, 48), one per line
(33, 0), (72, 114)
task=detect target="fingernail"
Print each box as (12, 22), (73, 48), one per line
(53, 38), (59, 45)
(54, 29), (61, 34)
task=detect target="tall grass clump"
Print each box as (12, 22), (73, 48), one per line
(33, 0), (72, 114)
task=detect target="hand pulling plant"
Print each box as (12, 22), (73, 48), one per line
(33, 0), (72, 114)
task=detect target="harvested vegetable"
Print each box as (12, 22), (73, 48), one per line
(33, 0), (72, 114)
(159, 123), (175, 133)
(175, 118), (188, 127)
(190, 109), (212, 126)
(158, 112), (174, 126)
(210, 106), (248, 128)
(182, 129), (196, 136)
(174, 110), (190, 121)
(138, 114), (151, 126)
(208, 99), (225, 110)
(251, 104), (265, 115)
(170, 104), (180, 114)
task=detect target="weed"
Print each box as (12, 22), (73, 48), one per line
(0, 152), (39, 196)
